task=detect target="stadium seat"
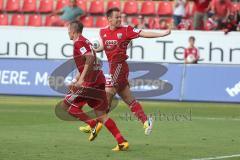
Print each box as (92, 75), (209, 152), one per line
(55, 0), (70, 10)
(157, 1), (173, 16)
(5, 0), (20, 12)
(0, 14), (8, 25)
(38, 0), (54, 13)
(89, 0), (104, 14)
(11, 14), (25, 26)
(28, 14), (42, 26)
(185, 2), (196, 18)
(45, 15), (60, 26)
(77, 0), (87, 12)
(107, 0), (121, 10)
(0, 0), (3, 11)
(140, 1), (155, 16)
(81, 16), (94, 27)
(123, 0), (138, 15)
(22, 0), (37, 12)
(95, 16), (108, 27)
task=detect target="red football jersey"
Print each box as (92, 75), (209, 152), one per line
(184, 47), (200, 60)
(73, 35), (105, 86)
(100, 25), (141, 63)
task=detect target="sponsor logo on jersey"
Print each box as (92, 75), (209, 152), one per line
(80, 47), (87, 54)
(105, 40), (118, 45)
(103, 34), (107, 37)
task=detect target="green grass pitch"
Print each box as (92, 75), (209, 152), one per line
(0, 96), (240, 160)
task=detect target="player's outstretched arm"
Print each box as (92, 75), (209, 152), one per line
(139, 29), (171, 38)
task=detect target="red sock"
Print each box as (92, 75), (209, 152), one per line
(68, 105), (97, 128)
(104, 118), (125, 144)
(129, 100), (148, 124)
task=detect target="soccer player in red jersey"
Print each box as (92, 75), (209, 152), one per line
(79, 8), (171, 135)
(60, 21), (129, 151)
(184, 36), (200, 64)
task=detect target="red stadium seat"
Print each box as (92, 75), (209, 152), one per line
(0, 0), (3, 11)
(140, 1), (155, 15)
(28, 14), (42, 26)
(95, 16), (108, 27)
(185, 2), (196, 18)
(5, 0), (20, 12)
(45, 15), (60, 26)
(157, 1), (173, 16)
(11, 14), (25, 26)
(123, 0), (138, 15)
(55, 0), (70, 10)
(77, 0), (87, 12)
(81, 16), (94, 27)
(38, 0), (54, 13)
(0, 14), (8, 25)
(89, 0), (104, 14)
(107, 0), (121, 10)
(22, 0), (37, 12)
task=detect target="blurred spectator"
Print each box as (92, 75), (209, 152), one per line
(210, 0), (232, 24)
(159, 19), (169, 29)
(237, 22), (240, 31)
(50, 0), (84, 26)
(205, 11), (218, 30)
(173, 0), (186, 28)
(131, 15), (148, 29)
(178, 18), (193, 30)
(184, 36), (199, 64)
(121, 13), (128, 25)
(193, 0), (211, 30)
(221, 13), (238, 34)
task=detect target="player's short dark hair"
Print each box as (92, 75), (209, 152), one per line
(189, 36), (195, 41)
(69, 20), (83, 33)
(106, 7), (120, 17)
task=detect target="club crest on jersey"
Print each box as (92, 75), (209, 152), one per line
(117, 33), (122, 39)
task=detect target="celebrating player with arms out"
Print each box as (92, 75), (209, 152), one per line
(79, 7), (171, 135)
(60, 21), (128, 151)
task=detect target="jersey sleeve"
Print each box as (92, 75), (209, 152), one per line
(184, 48), (188, 58)
(126, 25), (142, 40)
(74, 40), (92, 56)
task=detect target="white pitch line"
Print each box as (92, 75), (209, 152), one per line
(192, 154), (240, 160)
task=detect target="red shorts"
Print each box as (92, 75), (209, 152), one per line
(64, 84), (108, 112)
(109, 62), (129, 92)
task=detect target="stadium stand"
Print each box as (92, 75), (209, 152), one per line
(123, 0), (138, 15)
(11, 14), (25, 25)
(6, 0), (20, 12)
(107, 0), (121, 10)
(140, 1), (155, 16)
(0, 0), (239, 30)
(95, 16), (108, 27)
(55, 0), (69, 11)
(89, 0), (104, 14)
(22, 0), (37, 13)
(0, 14), (8, 25)
(38, 0), (53, 13)
(27, 14), (42, 26)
